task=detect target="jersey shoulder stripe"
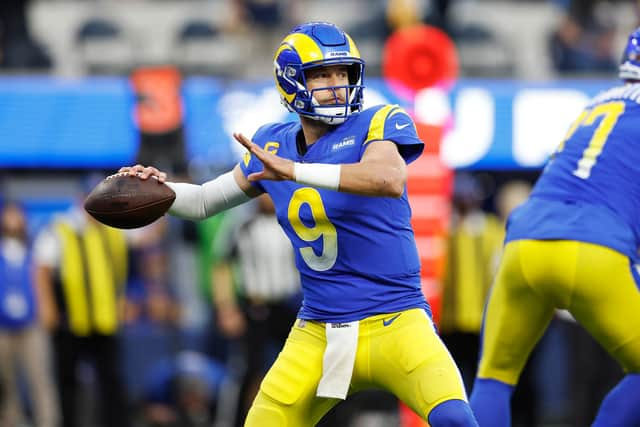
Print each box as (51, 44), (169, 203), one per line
(360, 104), (423, 163)
(364, 104), (414, 144)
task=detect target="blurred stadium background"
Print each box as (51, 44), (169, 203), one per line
(0, 1), (637, 426)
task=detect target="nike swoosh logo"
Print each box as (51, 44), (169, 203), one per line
(395, 123), (410, 130)
(382, 313), (402, 327)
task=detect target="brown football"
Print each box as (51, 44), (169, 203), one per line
(84, 173), (176, 229)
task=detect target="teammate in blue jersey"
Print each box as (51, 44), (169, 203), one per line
(469, 28), (640, 427)
(120, 21), (477, 427)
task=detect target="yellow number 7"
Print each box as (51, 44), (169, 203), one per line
(558, 101), (625, 179)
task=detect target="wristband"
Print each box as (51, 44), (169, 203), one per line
(293, 163), (341, 191)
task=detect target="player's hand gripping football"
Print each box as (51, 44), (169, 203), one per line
(234, 133), (294, 182)
(118, 164), (168, 183)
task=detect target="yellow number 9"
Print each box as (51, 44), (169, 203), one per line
(288, 188), (337, 271)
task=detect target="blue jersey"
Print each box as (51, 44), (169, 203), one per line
(507, 83), (640, 260)
(0, 244), (37, 330)
(240, 105), (429, 322)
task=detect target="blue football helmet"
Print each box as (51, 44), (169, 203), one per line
(619, 27), (640, 81)
(273, 22), (365, 125)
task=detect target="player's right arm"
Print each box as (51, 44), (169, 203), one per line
(118, 164), (262, 221)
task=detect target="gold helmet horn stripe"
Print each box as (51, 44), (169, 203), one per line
(345, 34), (361, 59)
(280, 33), (324, 64)
(273, 33), (324, 103)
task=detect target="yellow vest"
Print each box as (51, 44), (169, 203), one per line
(440, 213), (504, 334)
(55, 221), (127, 336)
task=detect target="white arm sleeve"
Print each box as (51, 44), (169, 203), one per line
(165, 171), (251, 221)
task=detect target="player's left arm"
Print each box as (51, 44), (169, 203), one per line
(339, 141), (407, 197)
(234, 131), (415, 198)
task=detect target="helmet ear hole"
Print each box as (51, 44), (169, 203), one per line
(347, 65), (360, 86)
(285, 66), (299, 80)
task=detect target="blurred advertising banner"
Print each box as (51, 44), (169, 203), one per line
(0, 76), (611, 170)
(0, 76), (137, 168)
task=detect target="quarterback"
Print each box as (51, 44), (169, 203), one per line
(121, 22), (477, 426)
(470, 28), (640, 426)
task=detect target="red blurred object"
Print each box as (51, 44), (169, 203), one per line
(399, 401), (429, 427)
(383, 25), (458, 91)
(415, 122), (445, 155)
(131, 66), (183, 134)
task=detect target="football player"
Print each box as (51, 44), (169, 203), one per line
(121, 22), (477, 426)
(469, 27), (640, 426)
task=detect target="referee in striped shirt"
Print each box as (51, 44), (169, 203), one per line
(212, 193), (301, 427)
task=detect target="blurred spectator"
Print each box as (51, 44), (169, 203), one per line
(229, 0), (300, 79)
(426, 0), (454, 34)
(346, 0), (430, 76)
(138, 350), (227, 427)
(125, 219), (180, 328)
(231, 0), (296, 31)
(211, 194), (301, 426)
(440, 172), (504, 392)
(0, 0), (51, 70)
(0, 202), (59, 427)
(119, 219), (182, 402)
(549, 0), (618, 74)
(349, 0), (427, 45)
(195, 211), (237, 361)
(494, 180), (532, 223)
(33, 179), (131, 427)
(386, 0), (426, 32)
